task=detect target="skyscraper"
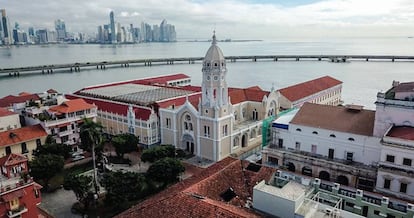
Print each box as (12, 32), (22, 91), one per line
(109, 11), (116, 43)
(1, 9), (12, 45)
(55, 19), (67, 42)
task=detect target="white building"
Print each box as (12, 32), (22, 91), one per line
(0, 108), (20, 132)
(278, 76), (342, 109)
(263, 103), (381, 191)
(39, 99), (97, 150)
(374, 81), (414, 201)
(159, 33), (279, 162)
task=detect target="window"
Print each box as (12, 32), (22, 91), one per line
(329, 134), (336, 138)
(166, 118), (171, 128)
(346, 152), (353, 162)
(400, 183), (408, 193)
(296, 128), (301, 132)
(204, 126), (210, 137)
(386, 155), (395, 163)
(384, 179), (391, 189)
(268, 157), (278, 165)
(5, 146), (11, 155)
(295, 142), (301, 150)
(36, 139), (42, 147)
(348, 137), (355, 141)
(278, 138), (283, 148)
(222, 125), (228, 136)
(403, 158), (412, 166)
(374, 210), (380, 215)
(328, 149), (334, 159)
(21, 143), (28, 154)
(311, 144), (317, 153)
(312, 131), (318, 135)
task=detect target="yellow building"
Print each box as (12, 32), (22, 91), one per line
(0, 124), (47, 160)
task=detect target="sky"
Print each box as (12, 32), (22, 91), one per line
(2, 0), (414, 39)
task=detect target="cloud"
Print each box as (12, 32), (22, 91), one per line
(2, 0), (414, 39)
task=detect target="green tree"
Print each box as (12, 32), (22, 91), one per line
(111, 133), (139, 158)
(141, 145), (176, 163)
(102, 171), (148, 211)
(146, 157), (185, 184)
(29, 154), (64, 189)
(35, 142), (72, 159)
(79, 118), (103, 194)
(63, 174), (94, 213)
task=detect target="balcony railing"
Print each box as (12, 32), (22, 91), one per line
(58, 129), (75, 137)
(0, 177), (34, 194)
(7, 206), (28, 218)
(44, 112), (96, 127)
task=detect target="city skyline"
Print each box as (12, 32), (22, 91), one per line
(2, 0), (414, 39)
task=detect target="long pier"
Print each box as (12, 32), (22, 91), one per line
(2, 55), (414, 76)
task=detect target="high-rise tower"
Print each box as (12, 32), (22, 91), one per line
(1, 9), (12, 45)
(55, 19), (67, 41)
(109, 11), (116, 43)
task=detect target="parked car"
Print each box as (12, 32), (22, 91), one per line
(72, 155), (85, 162)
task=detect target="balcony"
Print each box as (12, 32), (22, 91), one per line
(378, 161), (414, 175)
(7, 206), (28, 218)
(44, 112), (96, 128)
(58, 129), (75, 137)
(263, 144), (377, 178)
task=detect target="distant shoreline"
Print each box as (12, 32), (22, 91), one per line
(185, 39), (263, 42)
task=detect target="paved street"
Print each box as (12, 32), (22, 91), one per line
(40, 188), (82, 218)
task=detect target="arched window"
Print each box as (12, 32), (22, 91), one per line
(312, 131), (318, 135)
(330, 134), (336, 138)
(348, 137), (355, 141)
(296, 128), (302, 132)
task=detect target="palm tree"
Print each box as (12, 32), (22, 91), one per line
(79, 118), (103, 195)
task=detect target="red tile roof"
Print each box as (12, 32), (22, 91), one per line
(291, 103), (375, 136)
(80, 74), (190, 91)
(156, 93), (201, 109)
(0, 94), (40, 108)
(0, 124), (47, 147)
(116, 157), (275, 218)
(386, 126), (414, 140)
(49, 99), (96, 114)
(278, 76), (342, 102)
(0, 108), (16, 117)
(0, 153), (27, 167)
(229, 87), (269, 104)
(66, 94), (152, 120)
(137, 73), (190, 85)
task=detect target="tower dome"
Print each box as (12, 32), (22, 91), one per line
(204, 33), (225, 62)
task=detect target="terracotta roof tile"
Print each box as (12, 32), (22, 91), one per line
(0, 94), (40, 108)
(0, 108), (16, 117)
(81, 74), (190, 91)
(278, 76), (342, 102)
(66, 94), (152, 120)
(116, 157), (275, 218)
(290, 103), (375, 136)
(386, 126), (414, 140)
(47, 89), (58, 94)
(0, 124), (47, 147)
(229, 88), (269, 104)
(49, 99), (96, 114)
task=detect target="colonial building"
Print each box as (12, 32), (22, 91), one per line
(0, 93), (41, 111)
(0, 124), (47, 160)
(42, 99), (97, 149)
(374, 81), (414, 201)
(69, 38), (279, 156)
(278, 76), (342, 109)
(159, 34), (279, 161)
(0, 153), (43, 218)
(263, 103), (381, 191)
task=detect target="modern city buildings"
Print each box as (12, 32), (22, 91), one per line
(0, 9), (12, 45)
